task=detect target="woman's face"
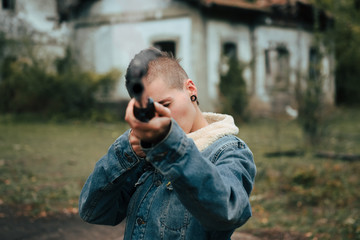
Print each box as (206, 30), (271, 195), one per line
(144, 78), (197, 134)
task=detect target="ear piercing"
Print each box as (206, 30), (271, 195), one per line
(190, 95), (199, 105)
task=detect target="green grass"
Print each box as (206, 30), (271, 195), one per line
(239, 107), (360, 240)
(0, 120), (128, 216)
(0, 108), (359, 239)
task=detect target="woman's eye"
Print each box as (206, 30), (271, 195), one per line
(163, 103), (170, 108)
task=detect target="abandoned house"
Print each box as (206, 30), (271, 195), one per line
(0, 0), (335, 115)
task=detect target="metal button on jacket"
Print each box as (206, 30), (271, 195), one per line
(124, 152), (134, 163)
(136, 217), (145, 225)
(154, 180), (162, 187)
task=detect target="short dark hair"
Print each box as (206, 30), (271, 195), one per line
(125, 47), (188, 97)
(125, 47), (164, 95)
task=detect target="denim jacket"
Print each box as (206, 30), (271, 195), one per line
(79, 113), (256, 240)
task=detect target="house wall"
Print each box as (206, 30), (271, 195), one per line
(15, 0), (58, 33)
(188, 10), (209, 111)
(87, 0), (173, 15)
(205, 19), (253, 111)
(0, 0), (58, 35)
(253, 26), (313, 111)
(251, 25), (335, 114)
(72, 0), (197, 102)
(4, 0), (333, 114)
(72, 0), (335, 113)
(73, 17), (193, 101)
(0, 0), (67, 61)
(202, 20), (335, 114)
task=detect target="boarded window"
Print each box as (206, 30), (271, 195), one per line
(153, 41), (176, 57)
(265, 46), (290, 91)
(276, 47), (290, 87)
(2, 0), (15, 10)
(223, 42), (237, 59)
(220, 42), (237, 75)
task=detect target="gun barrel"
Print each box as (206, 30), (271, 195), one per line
(128, 77), (155, 122)
(130, 81), (144, 103)
(125, 48), (162, 122)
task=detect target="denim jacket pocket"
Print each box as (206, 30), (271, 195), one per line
(160, 190), (190, 231)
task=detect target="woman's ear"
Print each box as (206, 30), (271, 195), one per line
(184, 79), (197, 96)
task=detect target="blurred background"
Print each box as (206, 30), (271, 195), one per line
(0, 0), (359, 239)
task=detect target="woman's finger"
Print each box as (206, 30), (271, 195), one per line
(129, 131), (146, 158)
(154, 102), (171, 117)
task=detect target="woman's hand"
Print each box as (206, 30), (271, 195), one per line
(129, 131), (146, 158)
(125, 99), (172, 146)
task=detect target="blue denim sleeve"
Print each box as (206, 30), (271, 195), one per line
(79, 130), (144, 226)
(143, 120), (256, 231)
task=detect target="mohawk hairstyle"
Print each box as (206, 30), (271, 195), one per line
(125, 47), (189, 98)
(125, 47), (164, 97)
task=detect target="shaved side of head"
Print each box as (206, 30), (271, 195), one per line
(144, 53), (189, 90)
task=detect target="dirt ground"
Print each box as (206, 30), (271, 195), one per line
(0, 206), (309, 240)
(0, 207), (125, 240)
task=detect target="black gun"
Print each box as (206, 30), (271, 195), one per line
(127, 68), (155, 122)
(125, 49), (162, 122)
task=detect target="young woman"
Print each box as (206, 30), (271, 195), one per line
(79, 48), (256, 240)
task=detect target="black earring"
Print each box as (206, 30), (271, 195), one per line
(190, 95), (197, 102)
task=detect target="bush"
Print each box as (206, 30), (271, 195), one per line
(219, 56), (248, 120)
(296, 75), (324, 146)
(296, 42), (328, 147)
(0, 45), (120, 120)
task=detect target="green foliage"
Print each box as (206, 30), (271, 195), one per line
(311, 0), (360, 106)
(296, 30), (327, 146)
(0, 36), (120, 120)
(296, 73), (325, 146)
(219, 56), (248, 120)
(0, 32), (6, 58)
